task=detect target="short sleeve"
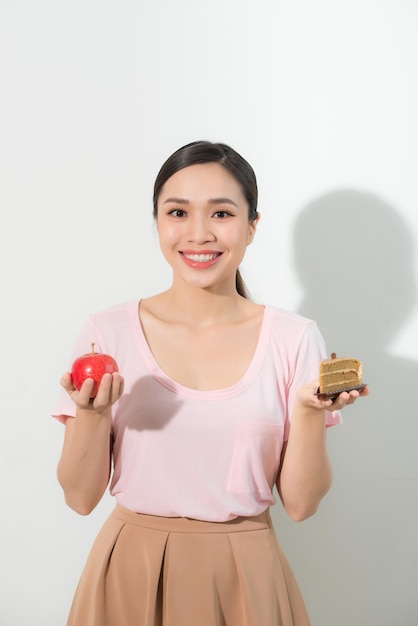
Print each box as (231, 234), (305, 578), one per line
(284, 320), (342, 440)
(51, 317), (104, 424)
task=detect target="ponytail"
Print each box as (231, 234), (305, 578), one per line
(236, 269), (251, 299)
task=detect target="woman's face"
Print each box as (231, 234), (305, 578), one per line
(156, 162), (259, 292)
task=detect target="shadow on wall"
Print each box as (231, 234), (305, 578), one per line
(276, 190), (418, 626)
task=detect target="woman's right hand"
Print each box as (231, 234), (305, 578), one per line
(60, 371), (125, 413)
(57, 371), (124, 514)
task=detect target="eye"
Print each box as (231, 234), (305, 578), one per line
(168, 209), (187, 218)
(213, 210), (233, 219)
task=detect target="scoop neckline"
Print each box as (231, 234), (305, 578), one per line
(130, 300), (274, 399)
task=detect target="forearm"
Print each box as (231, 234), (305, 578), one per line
(277, 407), (332, 521)
(57, 408), (112, 515)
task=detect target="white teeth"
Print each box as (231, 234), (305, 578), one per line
(183, 253), (218, 262)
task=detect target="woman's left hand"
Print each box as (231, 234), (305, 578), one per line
(296, 380), (370, 411)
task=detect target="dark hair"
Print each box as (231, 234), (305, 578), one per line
(153, 140), (258, 298)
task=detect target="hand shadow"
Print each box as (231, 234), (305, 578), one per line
(115, 375), (183, 433)
(110, 376), (185, 497)
(273, 189), (418, 626)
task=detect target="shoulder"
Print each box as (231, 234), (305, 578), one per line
(265, 304), (317, 333)
(263, 304), (325, 354)
(82, 300), (140, 339)
(261, 306), (328, 380)
(75, 300), (142, 356)
(87, 300), (139, 324)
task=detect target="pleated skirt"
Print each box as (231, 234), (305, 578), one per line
(66, 505), (311, 626)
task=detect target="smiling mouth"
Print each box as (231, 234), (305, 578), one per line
(181, 252), (222, 262)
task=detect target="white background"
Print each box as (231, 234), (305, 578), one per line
(1, 1), (417, 624)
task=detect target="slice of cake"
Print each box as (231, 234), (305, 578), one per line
(319, 353), (363, 396)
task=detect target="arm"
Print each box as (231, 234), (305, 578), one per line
(277, 381), (369, 521)
(57, 371), (124, 515)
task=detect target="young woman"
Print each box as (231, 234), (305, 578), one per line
(53, 140), (368, 626)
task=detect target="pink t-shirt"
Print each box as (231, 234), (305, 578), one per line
(52, 300), (341, 521)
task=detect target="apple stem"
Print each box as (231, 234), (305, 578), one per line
(91, 342), (95, 354)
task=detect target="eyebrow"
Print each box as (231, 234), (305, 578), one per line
(163, 197), (238, 207)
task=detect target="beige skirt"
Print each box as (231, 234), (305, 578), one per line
(67, 505), (311, 626)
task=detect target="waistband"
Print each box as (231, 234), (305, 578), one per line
(111, 504), (272, 534)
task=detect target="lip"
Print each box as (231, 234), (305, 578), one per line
(179, 250), (223, 269)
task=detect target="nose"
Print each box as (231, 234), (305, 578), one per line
(186, 214), (215, 244)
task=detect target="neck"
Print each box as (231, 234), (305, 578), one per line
(162, 280), (245, 327)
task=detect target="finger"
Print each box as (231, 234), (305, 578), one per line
(330, 391), (350, 409)
(119, 376), (125, 399)
(317, 397), (334, 409)
(110, 373), (124, 404)
(93, 373), (113, 408)
(77, 378), (96, 407)
(60, 372), (74, 392)
(346, 389), (361, 404)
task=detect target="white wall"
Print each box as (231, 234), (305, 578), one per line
(1, 1), (417, 624)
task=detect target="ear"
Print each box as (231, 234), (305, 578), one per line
(247, 213), (260, 245)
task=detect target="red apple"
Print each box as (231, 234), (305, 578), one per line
(71, 343), (119, 398)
